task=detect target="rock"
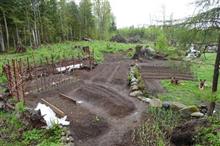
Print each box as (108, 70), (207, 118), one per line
(130, 91), (143, 97)
(131, 77), (138, 83)
(66, 137), (70, 143)
(61, 136), (67, 143)
(66, 142), (75, 146)
(131, 85), (139, 91)
(191, 112), (204, 118)
(162, 101), (170, 110)
(199, 104), (208, 114)
(149, 98), (162, 108)
(66, 130), (71, 137)
(131, 81), (138, 86)
(61, 132), (66, 136)
(0, 101), (4, 110)
(179, 106), (199, 117)
(171, 119), (209, 146)
(142, 98), (151, 103)
(69, 136), (74, 142)
(170, 102), (187, 111)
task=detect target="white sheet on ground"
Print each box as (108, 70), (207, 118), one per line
(56, 64), (83, 72)
(35, 103), (70, 128)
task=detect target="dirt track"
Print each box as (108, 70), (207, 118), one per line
(25, 53), (194, 146)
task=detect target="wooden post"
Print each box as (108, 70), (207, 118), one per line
(12, 59), (19, 101)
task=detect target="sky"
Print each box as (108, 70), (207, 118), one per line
(75, 0), (197, 28)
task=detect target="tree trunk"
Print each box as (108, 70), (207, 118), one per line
(3, 11), (9, 49)
(208, 35), (220, 116)
(0, 24), (5, 52)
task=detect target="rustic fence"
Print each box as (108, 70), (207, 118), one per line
(2, 46), (95, 102)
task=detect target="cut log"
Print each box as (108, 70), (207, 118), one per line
(41, 98), (65, 117)
(59, 93), (77, 104)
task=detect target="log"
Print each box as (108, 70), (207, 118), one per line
(59, 93), (77, 104)
(41, 98), (65, 117)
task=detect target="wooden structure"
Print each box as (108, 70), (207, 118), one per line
(2, 46), (95, 102)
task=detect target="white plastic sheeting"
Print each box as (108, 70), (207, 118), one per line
(35, 103), (70, 128)
(56, 64), (83, 73)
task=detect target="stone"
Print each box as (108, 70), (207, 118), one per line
(69, 136), (74, 142)
(149, 98), (162, 108)
(142, 98), (151, 103)
(0, 101), (4, 110)
(66, 142), (75, 146)
(66, 130), (71, 137)
(66, 137), (70, 143)
(170, 102), (187, 111)
(162, 101), (170, 110)
(61, 136), (67, 143)
(199, 104), (208, 114)
(130, 91), (143, 97)
(131, 77), (138, 83)
(191, 112), (204, 118)
(131, 85), (139, 91)
(179, 106), (199, 117)
(131, 81), (138, 86)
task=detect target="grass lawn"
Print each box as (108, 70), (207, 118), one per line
(159, 53), (220, 105)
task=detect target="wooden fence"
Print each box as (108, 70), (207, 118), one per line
(2, 46), (95, 102)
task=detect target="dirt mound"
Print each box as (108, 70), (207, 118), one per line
(73, 84), (135, 118)
(45, 96), (110, 141)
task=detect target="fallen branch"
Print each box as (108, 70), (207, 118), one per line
(59, 93), (77, 104)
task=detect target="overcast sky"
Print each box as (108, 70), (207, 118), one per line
(75, 0), (197, 28)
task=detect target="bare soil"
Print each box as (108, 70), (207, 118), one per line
(24, 53), (194, 146)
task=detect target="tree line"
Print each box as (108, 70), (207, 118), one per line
(0, 0), (116, 52)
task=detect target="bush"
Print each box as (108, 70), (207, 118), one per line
(134, 108), (181, 146)
(196, 116), (220, 146)
(156, 33), (168, 52)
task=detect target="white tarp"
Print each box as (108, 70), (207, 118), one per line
(35, 103), (70, 128)
(56, 64), (83, 73)
(186, 45), (201, 60)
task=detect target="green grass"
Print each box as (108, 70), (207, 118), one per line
(134, 107), (182, 146)
(0, 111), (63, 146)
(0, 40), (135, 83)
(159, 53), (220, 105)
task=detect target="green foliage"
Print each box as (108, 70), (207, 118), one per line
(15, 101), (25, 113)
(134, 108), (181, 146)
(156, 33), (168, 51)
(0, 111), (63, 146)
(23, 124), (63, 146)
(196, 116), (220, 146)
